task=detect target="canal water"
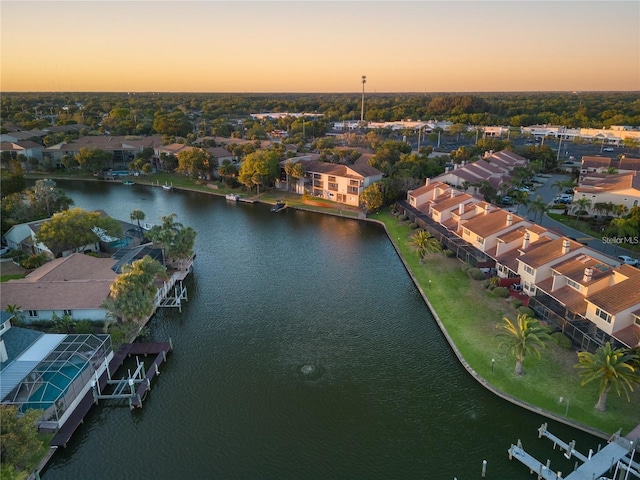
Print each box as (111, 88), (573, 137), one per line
(41, 181), (601, 479)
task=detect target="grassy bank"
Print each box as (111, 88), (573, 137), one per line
(374, 208), (639, 437)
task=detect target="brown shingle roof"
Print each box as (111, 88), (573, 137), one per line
(586, 267), (640, 314)
(462, 209), (525, 238)
(550, 253), (615, 285)
(517, 237), (584, 269)
(0, 254), (117, 311)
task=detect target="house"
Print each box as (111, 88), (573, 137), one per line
(44, 135), (162, 169)
(0, 141), (45, 162)
(432, 149), (527, 193)
(573, 171), (640, 215)
(206, 146), (235, 167)
(277, 157), (383, 207)
(583, 264), (640, 347)
(0, 253), (118, 322)
(459, 207), (530, 253)
(0, 312), (113, 431)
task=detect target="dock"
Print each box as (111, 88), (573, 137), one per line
(508, 423), (639, 479)
(50, 341), (172, 448)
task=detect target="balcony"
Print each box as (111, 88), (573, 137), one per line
(328, 183), (338, 191)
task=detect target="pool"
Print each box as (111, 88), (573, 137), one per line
(22, 360), (89, 412)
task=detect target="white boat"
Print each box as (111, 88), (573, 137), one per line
(226, 194), (240, 202)
(162, 183), (173, 190)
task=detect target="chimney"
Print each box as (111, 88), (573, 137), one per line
(562, 239), (571, 255)
(450, 189), (455, 198)
(484, 204), (491, 215)
(0, 338), (7, 363)
(506, 214), (513, 226)
(522, 232), (530, 250)
(583, 267), (594, 283)
(425, 178), (430, 186)
(458, 203), (464, 215)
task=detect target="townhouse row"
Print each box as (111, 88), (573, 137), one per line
(404, 179), (640, 351)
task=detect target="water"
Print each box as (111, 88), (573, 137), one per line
(41, 180), (601, 479)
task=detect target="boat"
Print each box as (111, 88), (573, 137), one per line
(226, 194), (240, 202)
(271, 201), (286, 212)
(162, 183), (173, 191)
(122, 180), (135, 185)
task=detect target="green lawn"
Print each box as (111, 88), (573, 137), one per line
(23, 174), (639, 435)
(376, 208), (639, 437)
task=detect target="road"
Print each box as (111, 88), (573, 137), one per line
(522, 173), (637, 261)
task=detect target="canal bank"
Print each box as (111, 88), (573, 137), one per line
(27, 175), (638, 438)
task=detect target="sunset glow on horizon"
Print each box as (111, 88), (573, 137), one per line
(1, 1), (639, 93)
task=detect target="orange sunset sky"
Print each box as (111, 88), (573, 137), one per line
(1, 1), (639, 93)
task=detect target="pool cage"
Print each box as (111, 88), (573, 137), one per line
(3, 334), (112, 428)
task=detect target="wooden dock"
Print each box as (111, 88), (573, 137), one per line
(50, 341), (172, 448)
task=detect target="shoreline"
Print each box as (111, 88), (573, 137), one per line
(22, 175), (616, 473)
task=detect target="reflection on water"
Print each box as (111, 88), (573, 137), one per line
(41, 180), (600, 479)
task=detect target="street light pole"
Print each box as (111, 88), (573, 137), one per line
(361, 75), (366, 123)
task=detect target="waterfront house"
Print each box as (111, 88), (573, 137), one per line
(0, 311), (113, 431)
(0, 253), (118, 323)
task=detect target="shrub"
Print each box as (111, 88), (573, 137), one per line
(75, 320), (95, 334)
(493, 286), (510, 297)
(399, 215), (408, 222)
(509, 298), (523, 309)
(467, 268), (486, 280)
(481, 279), (491, 289)
(489, 276), (500, 288)
(551, 331), (573, 349)
(461, 263), (473, 272)
(410, 222), (419, 229)
(517, 306), (535, 317)
(443, 249), (455, 258)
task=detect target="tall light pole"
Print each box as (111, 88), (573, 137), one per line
(360, 75), (366, 123)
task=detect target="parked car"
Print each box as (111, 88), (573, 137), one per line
(618, 255), (639, 266)
(603, 147), (614, 152)
(0, 246), (9, 256)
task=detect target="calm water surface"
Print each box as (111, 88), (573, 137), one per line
(41, 181), (601, 479)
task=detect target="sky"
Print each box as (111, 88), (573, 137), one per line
(1, 1), (639, 93)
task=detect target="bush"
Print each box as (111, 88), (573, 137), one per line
(398, 215), (408, 222)
(481, 279), (491, 289)
(509, 298), (523, 309)
(75, 319), (95, 334)
(443, 249), (455, 258)
(493, 286), (510, 297)
(461, 263), (473, 272)
(410, 222), (419, 229)
(517, 306), (535, 317)
(467, 268), (486, 280)
(551, 331), (573, 349)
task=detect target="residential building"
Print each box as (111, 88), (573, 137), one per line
(0, 140), (45, 162)
(44, 135), (162, 169)
(573, 171), (640, 215)
(0, 253), (118, 322)
(0, 312), (113, 430)
(277, 157), (382, 207)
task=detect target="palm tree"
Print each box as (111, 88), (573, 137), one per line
(572, 197), (592, 224)
(410, 229), (441, 262)
(497, 314), (551, 376)
(575, 342), (640, 412)
(612, 204), (628, 218)
(130, 209), (146, 240)
(5, 304), (25, 326)
(513, 190), (529, 215)
(527, 195), (548, 224)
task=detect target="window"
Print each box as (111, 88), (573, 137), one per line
(566, 279), (580, 290)
(349, 180), (359, 187)
(63, 309), (72, 316)
(523, 265), (534, 275)
(476, 235), (484, 244)
(595, 307), (612, 323)
(28, 310), (38, 317)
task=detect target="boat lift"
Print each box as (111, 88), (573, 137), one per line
(91, 356), (152, 410)
(508, 423), (639, 479)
